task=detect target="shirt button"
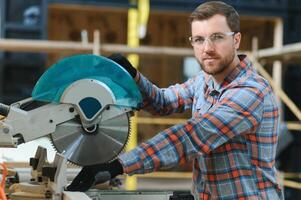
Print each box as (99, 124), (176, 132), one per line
(209, 90), (219, 96)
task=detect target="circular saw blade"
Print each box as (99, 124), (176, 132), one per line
(50, 106), (130, 166)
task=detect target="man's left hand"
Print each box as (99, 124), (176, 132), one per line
(66, 159), (123, 192)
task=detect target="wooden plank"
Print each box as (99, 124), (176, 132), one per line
(93, 30), (100, 55)
(283, 180), (301, 190)
(0, 38), (194, 56)
(136, 171), (192, 179)
(284, 172), (301, 179)
(102, 44), (194, 56)
(247, 53), (301, 121)
(137, 117), (186, 125)
(272, 18), (283, 117)
(286, 121), (301, 130)
(0, 38), (93, 53)
(257, 42), (301, 62)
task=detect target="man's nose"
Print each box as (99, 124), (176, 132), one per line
(203, 39), (214, 52)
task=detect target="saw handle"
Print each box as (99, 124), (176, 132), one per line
(108, 53), (137, 78)
(0, 104), (9, 117)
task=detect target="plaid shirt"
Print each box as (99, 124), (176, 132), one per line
(119, 55), (284, 200)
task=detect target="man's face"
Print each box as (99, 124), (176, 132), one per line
(191, 14), (241, 76)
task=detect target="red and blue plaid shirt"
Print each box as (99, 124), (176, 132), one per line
(119, 55), (284, 200)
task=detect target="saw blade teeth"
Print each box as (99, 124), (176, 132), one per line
(67, 160), (81, 168)
(107, 113), (132, 163)
(49, 135), (81, 167)
(123, 116), (132, 153)
(49, 135), (59, 152)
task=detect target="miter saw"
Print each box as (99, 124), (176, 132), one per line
(0, 54), (141, 165)
(0, 55), (194, 200)
(0, 54), (142, 199)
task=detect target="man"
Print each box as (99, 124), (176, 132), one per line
(67, 1), (284, 199)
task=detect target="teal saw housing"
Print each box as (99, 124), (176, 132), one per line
(32, 54), (142, 109)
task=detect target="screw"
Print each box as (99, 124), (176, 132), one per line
(69, 107), (75, 113)
(3, 127), (9, 134)
(49, 119), (53, 123)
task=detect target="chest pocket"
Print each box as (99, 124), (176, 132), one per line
(195, 89), (221, 116)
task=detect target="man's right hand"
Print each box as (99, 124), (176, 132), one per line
(108, 53), (137, 78)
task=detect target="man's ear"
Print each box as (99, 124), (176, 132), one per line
(234, 32), (241, 50)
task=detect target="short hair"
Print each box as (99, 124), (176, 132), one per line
(189, 1), (240, 32)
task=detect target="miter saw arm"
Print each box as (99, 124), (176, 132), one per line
(0, 98), (77, 147)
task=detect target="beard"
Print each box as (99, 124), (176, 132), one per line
(198, 51), (236, 75)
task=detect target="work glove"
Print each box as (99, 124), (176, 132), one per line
(66, 159), (123, 192)
(108, 53), (137, 78)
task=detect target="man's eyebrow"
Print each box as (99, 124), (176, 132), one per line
(210, 32), (224, 35)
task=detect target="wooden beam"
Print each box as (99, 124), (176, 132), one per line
(283, 180), (301, 190)
(0, 38), (194, 56)
(286, 121), (301, 131)
(272, 18), (283, 118)
(0, 38), (93, 53)
(93, 30), (100, 55)
(136, 171), (192, 179)
(247, 53), (301, 121)
(102, 44), (194, 56)
(137, 117), (186, 125)
(284, 172), (301, 179)
(257, 42), (301, 62)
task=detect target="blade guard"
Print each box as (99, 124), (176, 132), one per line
(59, 79), (116, 125)
(31, 54), (142, 109)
